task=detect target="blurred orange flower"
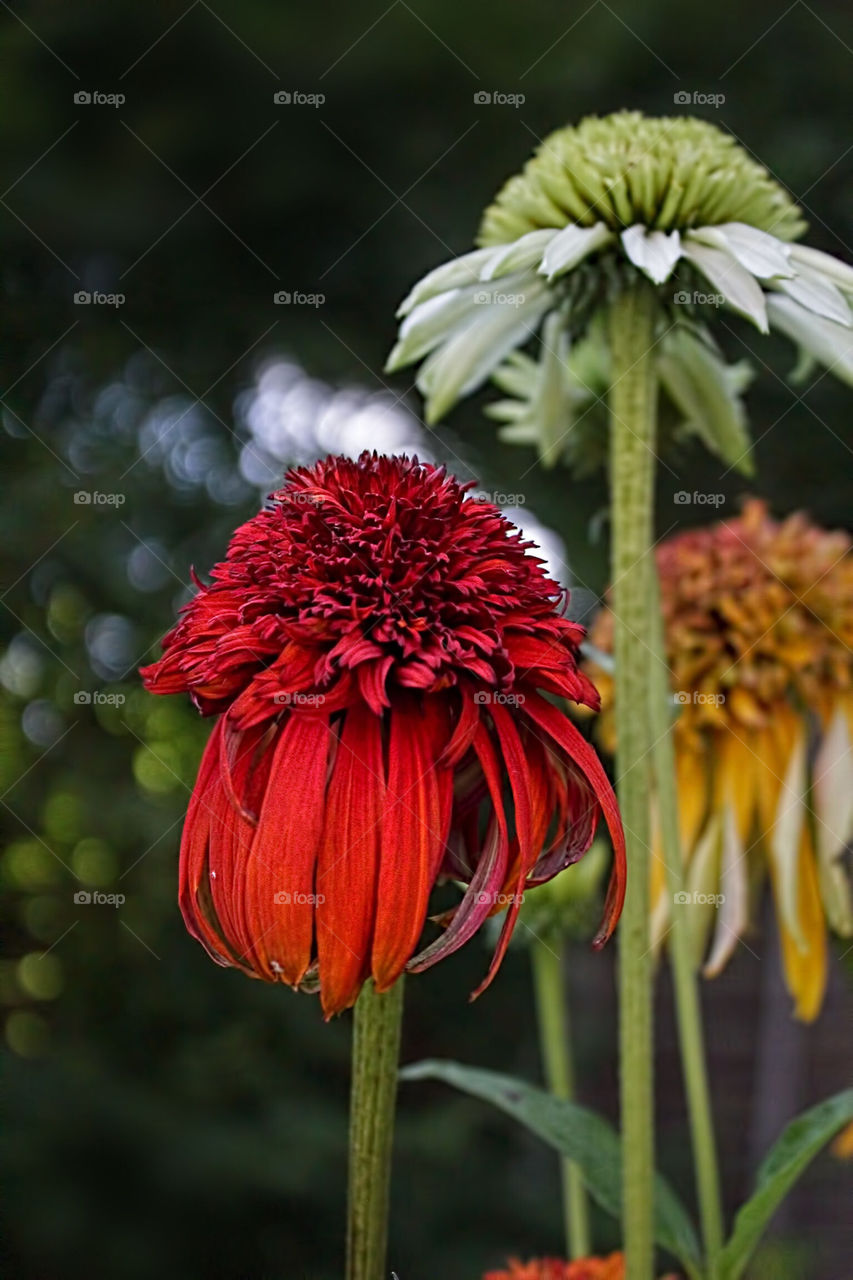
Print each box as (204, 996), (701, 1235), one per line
(586, 499), (853, 1020)
(483, 1254), (626, 1280)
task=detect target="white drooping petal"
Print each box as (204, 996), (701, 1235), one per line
(621, 225), (682, 283)
(416, 280), (550, 423)
(689, 222), (793, 280)
(767, 294), (853, 385)
(395, 247), (499, 317)
(788, 243), (853, 297)
(773, 271), (853, 326)
(489, 349), (538, 399)
(704, 803), (749, 978)
(656, 327), (753, 473)
(812, 705), (853, 936)
(493, 421), (541, 443)
(682, 240), (769, 332)
(767, 728), (810, 951)
(527, 311), (573, 467)
(540, 221), (613, 280)
(386, 287), (481, 371)
(480, 229), (558, 281)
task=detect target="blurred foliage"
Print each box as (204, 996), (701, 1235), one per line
(1, 1), (851, 1277)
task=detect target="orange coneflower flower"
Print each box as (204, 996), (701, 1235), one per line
(483, 1254), (626, 1280)
(142, 453), (625, 1017)
(482, 1254), (679, 1279)
(586, 499), (853, 1020)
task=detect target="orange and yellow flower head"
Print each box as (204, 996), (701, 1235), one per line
(587, 499), (853, 1020)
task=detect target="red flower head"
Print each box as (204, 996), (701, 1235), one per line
(142, 453), (625, 1017)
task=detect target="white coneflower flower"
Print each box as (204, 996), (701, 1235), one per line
(386, 112), (853, 469)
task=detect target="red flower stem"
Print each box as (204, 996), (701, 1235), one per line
(648, 582), (724, 1275)
(346, 976), (405, 1280)
(608, 282), (658, 1280)
(531, 935), (592, 1259)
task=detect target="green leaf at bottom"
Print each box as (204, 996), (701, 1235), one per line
(718, 1087), (853, 1280)
(401, 1059), (702, 1276)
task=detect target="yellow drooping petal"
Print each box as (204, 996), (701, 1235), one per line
(772, 827), (827, 1022)
(651, 739), (711, 954)
(704, 801), (749, 977)
(812, 701), (853, 936)
(703, 732), (755, 976)
(676, 739), (711, 853)
(766, 718), (810, 952)
(684, 811), (724, 970)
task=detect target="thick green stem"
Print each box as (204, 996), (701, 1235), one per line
(347, 977), (405, 1280)
(648, 586), (725, 1275)
(608, 283), (658, 1280)
(531, 936), (592, 1260)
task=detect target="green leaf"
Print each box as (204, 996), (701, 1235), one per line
(719, 1087), (853, 1280)
(401, 1059), (702, 1276)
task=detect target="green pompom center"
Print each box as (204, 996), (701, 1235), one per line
(478, 111), (806, 246)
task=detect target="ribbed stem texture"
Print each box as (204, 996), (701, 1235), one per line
(347, 977), (405, 1280)
(608, 283), (658, 1280)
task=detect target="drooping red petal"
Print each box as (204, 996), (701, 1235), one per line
(471, 703), (535, 997)
(523, 690), (626, 944)
(407, 718), (509, 973)
(315, 704), (384, 1017)
(372, 699), (450, 991)
(178, 719), (252, 971)
(242, 714), (332, 984)
(204, 768), (257, 967)
(441, 684), (482, 767)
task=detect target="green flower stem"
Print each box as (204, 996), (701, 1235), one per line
(347, 977), (405, 1280)
(648, 584), (724, 1276)
(608, 282), (659, 1280)
(531, 936), (592, 1260)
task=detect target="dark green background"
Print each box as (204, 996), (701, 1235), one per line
(1, 2), (851, 1277)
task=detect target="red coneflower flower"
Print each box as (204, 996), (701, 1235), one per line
(141, 452), (624, 1017)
